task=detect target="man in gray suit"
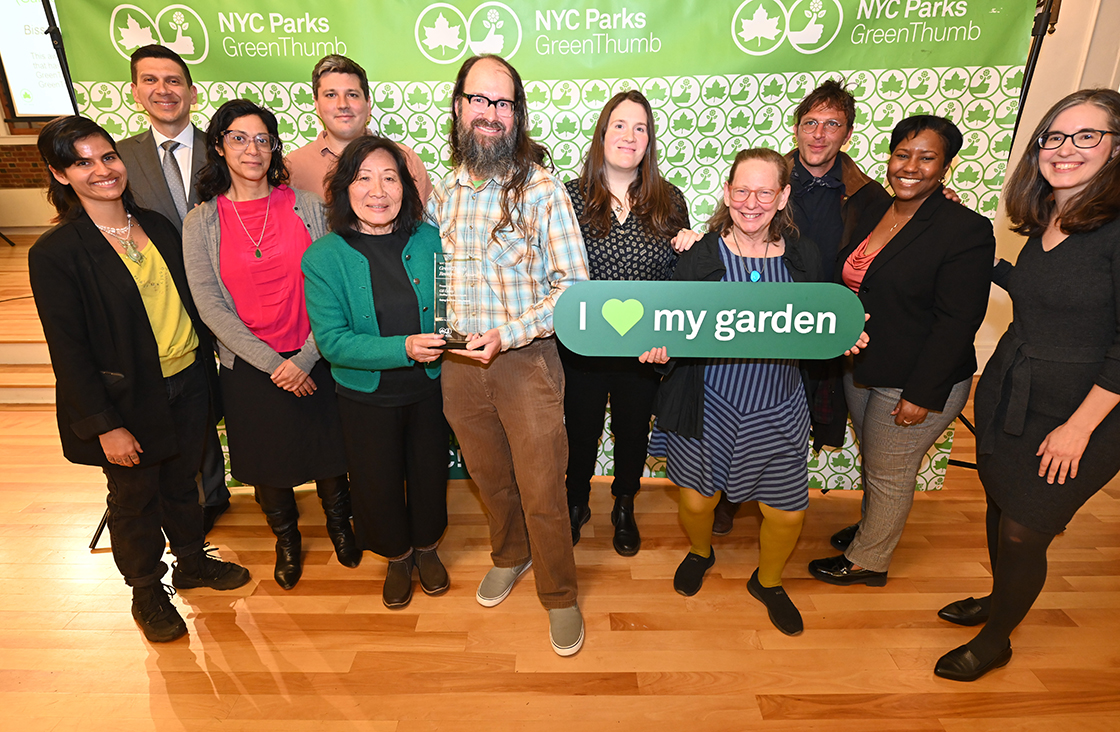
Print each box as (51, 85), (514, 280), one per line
(118, 44), (230, 532)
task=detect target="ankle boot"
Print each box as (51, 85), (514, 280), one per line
(317, 476), (362, 568)
(712, 493), (740, 536)
(255, 485), (302, 590)
(610, 494), (640, 556)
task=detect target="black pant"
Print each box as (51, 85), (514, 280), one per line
(102, 359), (208, 587)
(337, 390), (450, 558)
(560, 346), (660, 507)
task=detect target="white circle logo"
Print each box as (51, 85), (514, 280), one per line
(731, 0), (842, 56)
(109, 4), (209, 64)
(415, 2), (522, 64)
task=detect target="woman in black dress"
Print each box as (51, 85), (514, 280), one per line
(935, 89), (1120, 681)
(562, 91), (690, 555)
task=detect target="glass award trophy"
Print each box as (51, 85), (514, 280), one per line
(434, 252), (471, 349)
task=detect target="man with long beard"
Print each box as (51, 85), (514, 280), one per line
(426, 54), (589, 656)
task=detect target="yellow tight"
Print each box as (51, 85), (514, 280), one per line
(679, 487), (721, 557)
(679, 487), (806, 585)
(757, 503), (805, 588)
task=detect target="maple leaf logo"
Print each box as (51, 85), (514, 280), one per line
(738, 6), (780, 48)
(423, 13), (462, 57)
(117, 14), (156, 50)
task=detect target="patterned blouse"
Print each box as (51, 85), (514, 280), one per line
(564, 179), (690, 282)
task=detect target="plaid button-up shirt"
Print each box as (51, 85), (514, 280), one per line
(426, 164), (588, 350)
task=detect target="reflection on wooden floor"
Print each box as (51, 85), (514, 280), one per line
(2, 234), (1120, 730)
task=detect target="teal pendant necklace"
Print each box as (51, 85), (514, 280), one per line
(231, 188), (272, 259)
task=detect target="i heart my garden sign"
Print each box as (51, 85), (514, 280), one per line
(554, 280), (865, 359)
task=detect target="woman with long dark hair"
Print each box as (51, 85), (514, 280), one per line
(562, 90), (690, 555)
(183, 99), (357, 590)
(935, 89), (1120, 681)
(29, 116), (249, 643)
(303, 136), (449, 609)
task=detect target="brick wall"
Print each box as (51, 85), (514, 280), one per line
(0, 146), (45, 189)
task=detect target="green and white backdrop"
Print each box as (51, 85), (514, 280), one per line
(57, 0), (1034, 490)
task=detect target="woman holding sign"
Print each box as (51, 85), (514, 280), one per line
(935, 90), (1120, 681)
(561, 91), (690, 556)
(183, 100), (357, 591)
(303, 136), (450, 609)
(644, 148), (839, 636)
(807, 116), (994, 588)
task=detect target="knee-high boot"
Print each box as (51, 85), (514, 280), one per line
(255, 485), (302, 590)
(317, 476), (362, 568)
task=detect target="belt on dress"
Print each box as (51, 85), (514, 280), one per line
(978, 325), (1107, 455)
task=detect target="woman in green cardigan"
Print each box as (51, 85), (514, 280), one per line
(302, 136), (447, 609)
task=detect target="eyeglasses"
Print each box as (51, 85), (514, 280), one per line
(1037, 129), (1115, 150)
(729, 187), (778, 204)
(798, 118), (847, 134)
(461, 93), (515, 118)
(222, 130), (280, 152)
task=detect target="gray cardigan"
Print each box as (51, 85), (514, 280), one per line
(183, 186), (329, 374)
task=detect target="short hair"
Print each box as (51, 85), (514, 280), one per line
(793, 78), (856, 130)
(888, 115), (963, 163)
(195, 99), (289, 202)
(707, 148), (797, 244)
(37, 115), (139, 223)
(1004, 88), (1120, 237)
(311, 55), (369, 100)
(129, 44), (192, 86)
(577, 90), (688, 240)
(324, 136), (422, 236)
(449, 54), (550, 242)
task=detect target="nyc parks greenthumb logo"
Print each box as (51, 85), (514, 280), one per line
(554, 281), (865, 359)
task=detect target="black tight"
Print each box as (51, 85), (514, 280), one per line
(968, 494), (1056, 660)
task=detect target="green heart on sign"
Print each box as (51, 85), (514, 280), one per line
(601, 298), (644, 336)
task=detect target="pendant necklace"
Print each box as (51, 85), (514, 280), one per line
(95, 212), (144, 264)
(731, 228), (770, 282)
(230, 188), (272, 259)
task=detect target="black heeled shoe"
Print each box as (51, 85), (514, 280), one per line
(934, 643), (1012, 682)
(569, 504), (591, 546)
(317, 477), (362, 568)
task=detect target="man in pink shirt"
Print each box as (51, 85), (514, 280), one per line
(285, 54), (433, 202)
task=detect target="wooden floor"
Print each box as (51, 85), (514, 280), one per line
(2, 234), (1120, 730)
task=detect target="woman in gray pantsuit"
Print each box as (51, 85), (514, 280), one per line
(807, 116), (995, 586)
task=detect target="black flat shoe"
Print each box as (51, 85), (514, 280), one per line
(830, 523), (859, 551)
(935, 643), (1012, 682)
(673, 549), (715, 596)
(415, 547), (450, 596)
(383, 554), (414, 609)
(569, 504), (591, 546)
(937, 596), (991, 626)
(807, 554), (887, 586)
(611, 495), (640, 557)
(747, 569), (803, 636)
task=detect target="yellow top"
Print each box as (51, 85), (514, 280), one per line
(115, 239), (198, 377)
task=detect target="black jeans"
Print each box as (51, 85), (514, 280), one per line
(560, 346), (660, 507)
(102, 358), (208, 587)
(337, 390), (450, 558)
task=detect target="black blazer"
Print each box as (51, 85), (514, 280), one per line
(841, 187), (995, 411)
(28, 209), (218, 467)
(117, 126), (207, 232)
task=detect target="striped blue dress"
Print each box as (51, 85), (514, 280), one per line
(648, 239), (810, 511)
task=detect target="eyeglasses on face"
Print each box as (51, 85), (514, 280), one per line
(798, 118), (846, 134)
(461, 93), (516, 118)
(729, 187), (778, 204)
(222, 130), (281, 152)
(1037, 129), (1115, 150)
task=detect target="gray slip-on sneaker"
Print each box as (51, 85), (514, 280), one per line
(476, 559), (532, 607)
(548, 604), (584, 656)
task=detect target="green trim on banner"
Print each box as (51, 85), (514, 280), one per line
(554, 280), (866, 358)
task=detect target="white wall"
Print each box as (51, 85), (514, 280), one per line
(977, 0), (1120, 369)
